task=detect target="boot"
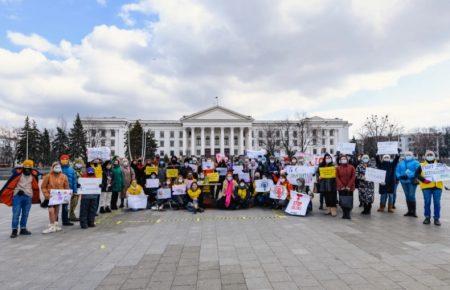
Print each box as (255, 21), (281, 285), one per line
(410, 202), (417, 217)
(404, 201), (411, 216)
(70, 217), (80, 222)
(105, 206), (111, 213)
(42, 224), (56, 234)
(361, 204), (368, 215)
(434, 219), (441, 226)
(367, 204), (372, 215)
(120, 198), (125, 208)
(330, 207), (337, 217)
(10, 229), (18, 238)
(377, 204), (385, 212)
(99, 206), (105, 214)
(20, 228), (31, 235)
(388, 204), (394, 213)
(423, 217), (431, 224)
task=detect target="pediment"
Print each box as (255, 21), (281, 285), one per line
(181, 106), (253, 121)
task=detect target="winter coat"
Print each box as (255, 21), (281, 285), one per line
(41, 171), (69, 200)
(396, 159), (420, 184)
(121, 166), (135, 198)
(0, 168), (41, 206)
(111, 165), (124, 193)
(356, 162), (375, 204)
(317, 164), (337, 193)
(62, 165), (78, 194)
(336, 164), (356, 192)
(101, 168), (113, 192)
(376, 155), (400, 194)
(218, 179), (237, 200)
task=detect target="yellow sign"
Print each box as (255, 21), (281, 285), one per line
(145, 166), (158, 175)
(166, 169), (179, 178)
(207, 172), (219, 182)
(319, 167), (336, 179)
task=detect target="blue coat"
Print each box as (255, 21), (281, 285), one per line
(395, 159), (420, 184)
(62, 165), (78, 193)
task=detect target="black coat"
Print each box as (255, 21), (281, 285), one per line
(376, 155), (399, 194)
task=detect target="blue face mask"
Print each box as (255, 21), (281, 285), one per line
(405, 156), (413, 161)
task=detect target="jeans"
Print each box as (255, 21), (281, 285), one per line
(80, 197), (97, 227)
(380, 193), (394, 206)
(393, 183), (398, 205)
(61, 203), (69, 224)
(400, 182), (417, 202)
(423, 188), (442, 219)
(11, 194), (32, 230)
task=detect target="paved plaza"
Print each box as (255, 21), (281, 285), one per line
(1, 184), (450, 290)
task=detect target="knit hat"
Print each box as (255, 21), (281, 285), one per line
(60, 154), (70, 161)
(22, 159), (34, 168)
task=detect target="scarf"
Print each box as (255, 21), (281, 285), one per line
(127, 184), (143, 195)
(225, 180), (234, 208)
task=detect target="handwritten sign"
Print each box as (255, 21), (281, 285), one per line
(319, 167), (336, 179)
(239, 172), (251, 183)
(216, 167), (228, 176)
(78, 178), (102, 195)
(206, 172), (219, 182)
(377, 142), (398, 155)
(49, 189), (72, 206)
(365, 167), (386, 183)
(285, 191), (310, 216)
(166, 169), (179, 178)
(336, 143), (356, 155)
(285, 166), (315, 186)
(172, 184), (186, 195)
(145, 166), (158, 175)
(233, 165), (244, 175)
(157, 188), (171, 199)
(127, 194), (147, 209)
(146, 179), (160, 188)
(255, 179), (274, 192)
(202, 161), (215, 170)
(269, 185), (287, 200)
(422, 163), (450, 182)
(87, 147), (111, 162)
(216, 153), (225, 163)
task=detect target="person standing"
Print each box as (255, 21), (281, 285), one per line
(79, 167), (99, 229)
(100, 161), (113, 213)
(111, 158), (124, 210)
(317, 153), (337, 217)
(70, 158), (85, 222)
(376, 153), (400, 213)
(356, 155), (375, 215)
(336, 155), (356, 220)
(60, 154), (76, 226)
(121, 158), (135, 208)
(0, 160), (41, 238)
(396, 151), (420, 217)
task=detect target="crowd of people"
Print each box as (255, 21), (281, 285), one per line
(0, 148), (447, 238)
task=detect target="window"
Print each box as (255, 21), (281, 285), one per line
(234, 149), (238, 155)
(160, 131), (164, 138)
(100, 130), (106, 137)
(196, 149), (201, 155)
(110, 139), (115, 146)
(234, 137), (238, 146)
(196, 138), (201, 146)
(321, 148), (326, 153)
(160, 150), (164, 156)
(330, 149), (334, 154)
(259, 140), (263, 146)
(225, 137), (229, 146)
(322, 129), (326, 136)
(330, 139), (334, 145)
(285, 131), (288, 137)
(215, 137), (219, 146)
(179, 140), (183, 147)
(110, 129), (115, 137)
(329, 129), (334, 136)
(312, 138), (317, 146)
(91, 129), (96, 136)
(111, 150), (115, 156)
(170, 150), (175, 156)
(258, 131), (263, 138)
(170, 140), (174, 147)
(293, 131), (298, 138)
(160, 141), (164, 147)
(179, 150), (183, 156)
(170, 131), (174, 138)
(322, 138), (326, 145)
(276, 130), (280, 138)
(276, 140), (280, 146)
(312, 129), (317, 136)
(313, 149), (317, 154)
(179, 131), (183, 138)
(206, 137), (210, 146)
(293, 140), (298, 146)
(100, 139), (105, 146)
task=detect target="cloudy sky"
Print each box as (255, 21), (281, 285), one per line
(0, 0), (449, 136)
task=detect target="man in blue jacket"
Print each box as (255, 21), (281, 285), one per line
(396, 151), (420, 217)
(60, 154), (77, 226)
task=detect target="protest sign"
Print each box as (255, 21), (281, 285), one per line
(255, 179), (274, 192)
(172, 184), (186, 195)
(166, 169), (179, 178)
(285, 191), (311, 216)
(146, 179), (160, 188)
(216, 153), (225, 163)
(157, 188), (171, 199)
(87, 147), (111, 162)
(49, 189), (72, 206)
(285, 165), (315, 186)
(145, 166), (158, 175)
(216, 167), (228, 176)
(336, 143), (356, 155)
(319, 167), (336, 179)
(233, 165), (244, 175)
(207, 172), (219, 182)
(269, 185), (287, 200)
(188, 164), (198, 172)
(377, 142), (399, 155)
(239, 172), (251, 183)
(202, 161), (215, 170)
(127, 194), (147, 209)
(78, 178), (102, 195)
(422, 163), (450, 182)
(246, 149), (265, 159)
(186, 179), (194, 189)
(365, 168), (386, 183)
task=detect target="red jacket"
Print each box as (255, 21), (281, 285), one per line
(336, 164), (356, 191)
(0, 168), (41, 206)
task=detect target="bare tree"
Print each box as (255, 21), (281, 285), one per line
(259, 122), (280, 157)
(278, 119), (297, 158)
(0, 127), (19, 166)
(359, 114), (403, 156)
(410, 127), (446, 158)
(295, 112), (314, 153)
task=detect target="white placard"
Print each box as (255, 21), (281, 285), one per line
(188, 164), (198, 172)
(238, 172), (251, 183)
(233, 165), (244, 175)
(78, 178), (102, 195)
(172, 184), (186, 195)
(377, 142), (398, 155)
(365, 167), (386, 183)
(216, 167), (228, 176)
(422, 163), (450, 182)
(127, 194), (147, 209)
(202, 161), (215, 170)
(285, 191), (311, 216)
(285, 165), (315, 186)
(246, 149), (266, 159)
(336, 143), (356, 155)
(87, 147), (111, 162)
(269, 185), (287, 200)
(157, 188), (172, 199)
(146, 179), (160, 188)
(255, 179), (274, 192)
(49, 189), (72, 206)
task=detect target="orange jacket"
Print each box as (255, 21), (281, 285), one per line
(0, 168), (40, 206)
(41, 172), (69, 199)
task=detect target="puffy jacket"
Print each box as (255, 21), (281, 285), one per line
(187, 188), (201, 200)
(41, 171), (69, 199)
(336, 164), (356, 192)
(111, 165), (124, 192)
(0, 168), (41, 206)
(62, 165), (77, 193)
(376, 155), (399, 194)
(396, 159), (420, 183)
(418, 161), (444, 190)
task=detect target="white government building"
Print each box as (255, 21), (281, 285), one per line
(81, 106), (351, 158)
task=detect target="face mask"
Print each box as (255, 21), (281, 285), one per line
(166, 181), (171, 185)
(240, 183), (245, 187)
(53, 166), (62, 173)
(383, 158), (390, 162)
(23, 168), (31, 176)
(262, 176), (267, 180)
(325, 158), (332, 164)
(426, 156), (435, 162)
(178, 179), (183, 183)
(199, 174), (205, 179)
(362, 158), (369, 163)
(184, 163), (189, 167)
(151, 175), (156, 179)
(291, 160), (297, 164)
(123, 162), (129, 167)
(405, 156), (413, 161)
(227, 176), (233, 181)
(340, 159), (348, 164)
(75, 163), (82, 169)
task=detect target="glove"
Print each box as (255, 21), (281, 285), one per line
(77, 183), (81, 188)
(40, 199), (49, 208)
(398, 148), (402, 153)
(17, 190), (25, 196)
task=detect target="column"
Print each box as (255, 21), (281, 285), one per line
(230, 127), (234, 156)
(246, 127), (252, 150)
(190, 127), (195, 156)
(182, 128), (187, 156)
(239, 127), (244, 155)
(200, 127), (205, 156)
(220, 127), (225, 154)
(211, 127), (215, 155)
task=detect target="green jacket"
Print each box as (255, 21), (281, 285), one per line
(111, 165), (124, 192)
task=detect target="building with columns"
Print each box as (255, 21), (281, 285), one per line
(81, 106), (351, 158)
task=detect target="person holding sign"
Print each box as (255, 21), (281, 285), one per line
(253, 173), (272, 207)
(217, 172), (238, 209)
(336, 155), (356, 220)
(356, 155), (375, 215)
(79, 167), (100, 229)
(395, 151), (420, 217)
(121, 159), (135, 208)
(270, 173), (292, 210)
(126, 180), (146, 211)
(187, 182), (204, 214)
(41, 162), (69, 234)
(376, 153), (400, 213)
(417, 151), (444, 226)
(171, 176), (187, 209)
(100, 161), (113, 213)
(317, 153), (337, 217)
(235, 179), (251, 209)
(146, 172), (160, 209)
(60, 154), (77, 226)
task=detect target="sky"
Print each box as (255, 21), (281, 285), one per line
(0, 0), (449, 137)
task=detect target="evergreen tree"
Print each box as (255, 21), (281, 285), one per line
(144, 130), (158, 159)
(40, 129), (52, 166)
(29, 120), (41, 161)
(52, 127), (69, 160)
(124, 121), (144, 160)
(16, 116), (31, 162)
(16, 116), (40, 162)
(69, 113), (88, 160)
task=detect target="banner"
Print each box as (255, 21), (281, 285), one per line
(255, 179), (274, 192)
(377, 141), (398, 155)
(336, 143), (356, 155)
(157, 188), (171, 199)
(285, 165), (315, 186)
(285, 191), (311, 216)
(202, 161), (215, 170)
(145, 166), (158, 175)
(246, 149), (266, 159)
(172, 184), (186, 195)
(269, 185), (287, 200)
(216, 167), (228, 176)
(319, 167), (336, 179)
(78, 178), (102, 195)
(127, 194), (147, 209)
(365, 167), (386, 183)
(146, 179), (160, 188)
(49, 189), (72, 206)
(166, 169), (179, 178)
(422, 163), (450, 182)
(207, 172), (219, 182)
(233, 165), (244, 175)
(238, 172), (251, 183)
(87, 147), (111, 162)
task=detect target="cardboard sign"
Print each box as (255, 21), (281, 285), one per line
(422, 163), (450, 182)
(285, 166), (315, 186)
(145, 166), (158, 175)
(87, 147), (111, 162)
(157, 188), (171, 199)
(377, 141), (398, 155)
(269, 185), (287, 200)
(166, 169), (179, 178)
(319, 167), (336, 179)
(336, 143), (356, 155)
(146, 179), (160, 188)
(238, 172), (251, 183)
(172, 184), (186, 195)
(365, 167), (386, 183)
(202, 161), (215, 170)
(49, 189), (72, 206)
(207, 172), (219, 182)
(127, 194), (147, 209)
(78, 178), (102, 195)
(216, 167), (228, 176)
(255, 179), (274, 192)
(285, 191), (311, 216)
(188, 164), (198, 172)
(246, 149), (265, 159)
(233, 165), (244, 175)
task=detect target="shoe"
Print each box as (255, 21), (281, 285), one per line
(105, 207), (111, 213)
(319, 205), (323, 210)
(20, 228), (31, 235)
(81, 225), (88, 229)
(120, 199), (125, 208)
(54, 222), (62, 232)
(434, 219), (441, 226)
(70, 217), (80, 222)
(404, 201), (412, 216)
(63, 222), (74, 226)
(410, 202), (418, 217)
(393, 205), (396, 209)
(88, 223), (96, 228)
(10, 229), (18, 238)
(388, 204), (394, 213)
(377, 205), (385, 212)
(423, 217), (431, 225)
(198, 208), (204, 213)
(42, 224), (56, 234)
(99, 207), (105, 214)
(151, 205), (158, 211)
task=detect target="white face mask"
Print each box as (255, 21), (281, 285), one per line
(340, 159), (348, 164)
(426, 156), (435, 162)
(362, 158), (369, 163)
(239, 183), (245, 187)
(123, 161), (129, 167)
(325, 158), (332, 164)
(383, 158), (391, 162)
(227, 176), (233, 181)
(178, 179), (183, 183)
(405, 155), (413, 161)
(53, 166), (62, 173)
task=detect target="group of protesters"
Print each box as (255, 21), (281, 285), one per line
(0, 147), (447, 238)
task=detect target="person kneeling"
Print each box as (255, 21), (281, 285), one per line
(187, 182), (204, 214)
(235, 179), (250, 209)
(127, 180), (147, 211)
